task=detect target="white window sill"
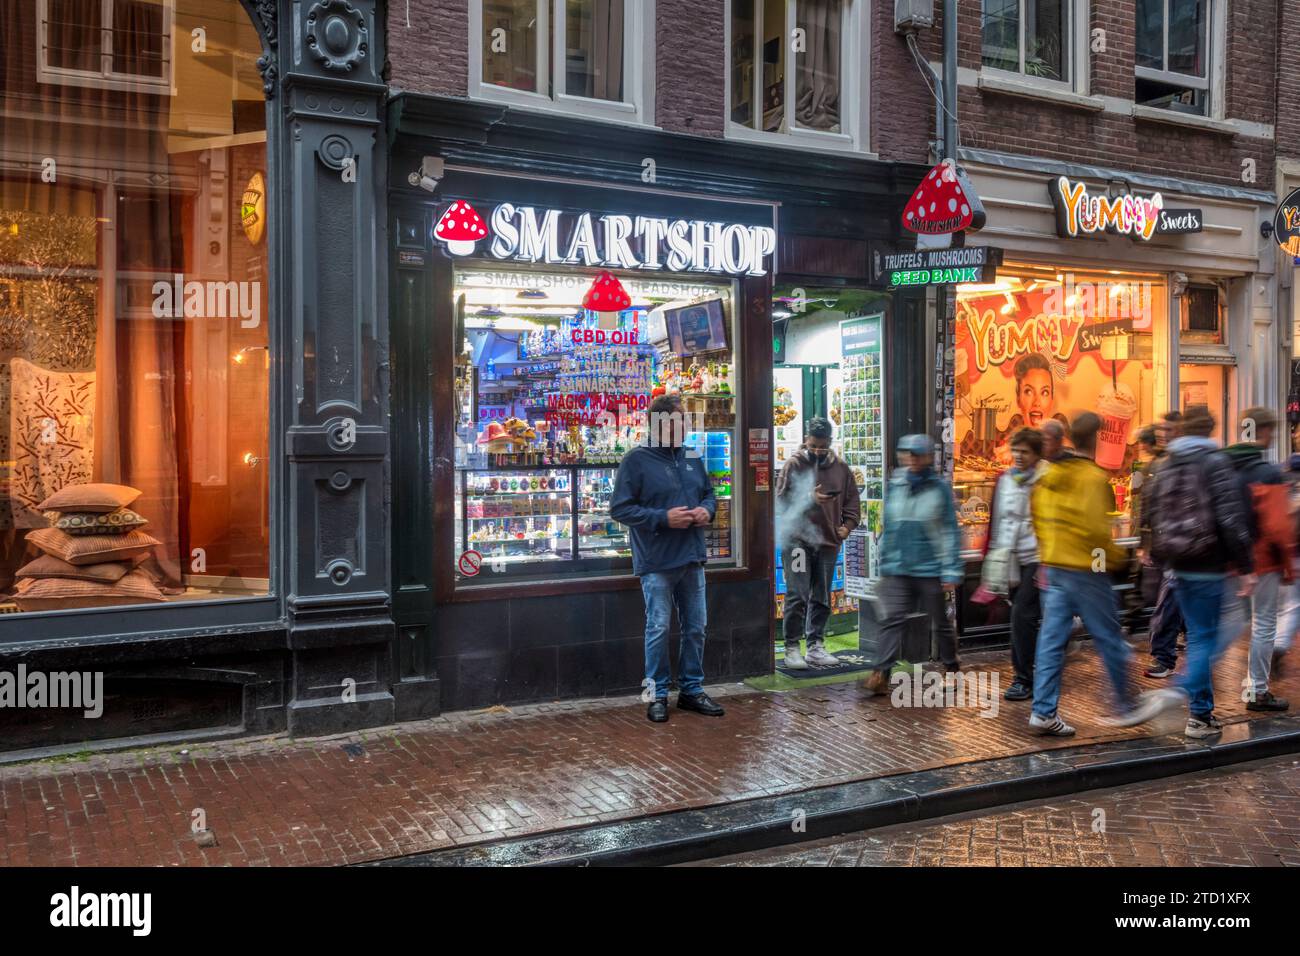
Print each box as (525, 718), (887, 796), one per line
(1131, 104), (1236, 136)
(976, 73), (1103, 111)
(471, 84), (656, 131)
(724, 123), (876, 159)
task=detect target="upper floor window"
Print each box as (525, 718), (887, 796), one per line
(981, 0), (1070, 84)
(472, 1), (650, 123)
(727, 0), (865, 150)
(38, 0), (174, 94)
(1136, 0), (1210, 115)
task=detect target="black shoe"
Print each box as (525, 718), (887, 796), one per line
(647, 699), (669, 723)
(677, 692), (725, 717)
(1003, 681), (1032, 701)
(1246, 691), (1290, 712)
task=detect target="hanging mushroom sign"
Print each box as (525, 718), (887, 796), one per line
(902, 159), (986, 236)
(583, 271), (632, 331)
(434, 200), (489, 256)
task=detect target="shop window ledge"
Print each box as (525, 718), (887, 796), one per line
(976, 73), (1104, 112)
(1131, 105), (1237, 137)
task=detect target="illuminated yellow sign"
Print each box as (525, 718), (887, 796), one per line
(241, 172), (266, 245)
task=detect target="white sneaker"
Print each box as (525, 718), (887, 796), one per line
(1029, 713), (1076, 736)
(1106, 687), (1187, 727)
(783, 645), (809, 669)
(804, 644), (840, 668)
(1185, 714), (1223, 739)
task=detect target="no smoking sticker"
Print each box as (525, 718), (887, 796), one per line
(458, 550), (483, 577)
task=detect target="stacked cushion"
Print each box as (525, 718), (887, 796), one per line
(15, 483), (165, 611)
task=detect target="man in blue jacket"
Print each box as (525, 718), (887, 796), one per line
(862, 434), (964, 694)
(611, 393), (725, 723)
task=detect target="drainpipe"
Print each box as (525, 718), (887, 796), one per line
(943, 0), (957, 161)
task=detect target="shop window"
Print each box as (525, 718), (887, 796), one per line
(38, 0), (174, 94)
(453, 267), (741, 584)
(980, 0), (1071, 84)
(727, 0), (865, 150)
(953, 266), (1169, 555)
(474, 1), (648, 123)
(1135, 0), (1211, 115)
(1, 1), (271, 615)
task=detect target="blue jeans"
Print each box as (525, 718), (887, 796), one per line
(1032, 567), (1135, 720)
(1174, 574), (1236, 718)
(641, 563), (707, 701)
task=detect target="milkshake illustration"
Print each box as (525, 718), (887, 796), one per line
(1096, 382), (1137, 470)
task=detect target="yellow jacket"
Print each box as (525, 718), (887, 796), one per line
(1031, 455), (1125, 572)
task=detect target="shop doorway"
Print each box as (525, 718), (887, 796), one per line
(1177, 363), (1232, 443)
(769, 284), (891, 681)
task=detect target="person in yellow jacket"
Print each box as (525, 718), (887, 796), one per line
(1028, 412), (1181, 735)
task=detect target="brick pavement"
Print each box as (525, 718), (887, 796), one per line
(0, 640), (1296, 866)
(704, 754), (1300, 867)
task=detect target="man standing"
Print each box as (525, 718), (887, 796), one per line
(1147, 405), (1256, 739)
(1030, 413), (1176, 735)
(1139, 410), (1186, 678)
(862, 434), (963, 694)
(1221, 406), (1292, 712)
(776, 416), (861, 669)
(611, 392), (725, 723)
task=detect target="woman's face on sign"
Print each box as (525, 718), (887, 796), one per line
(1018, 368), (1054, 427)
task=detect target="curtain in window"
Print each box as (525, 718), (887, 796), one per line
(795, 0), (841, 133)
(568, 0), (623, 101)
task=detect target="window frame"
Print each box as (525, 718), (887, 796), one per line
(723, 0), (870, 154)
(1134, 0), (1215, 116)
(978, 0), (1088, 96)
(37, 0), (176, 95)
(468, 1), (656, 127)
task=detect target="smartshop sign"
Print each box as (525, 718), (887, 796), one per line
(870, 244), (1002, 287)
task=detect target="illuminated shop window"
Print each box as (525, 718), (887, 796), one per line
(1136, 0), (1211, 115)
(1, 1), (270, 614)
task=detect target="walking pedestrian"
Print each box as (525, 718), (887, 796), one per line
(1139, 411), (1187, 678)
(1147, 404), (1256, 739)
(1221, 406), (1292, 712)
(610, 392), (725, 723)
(776, 416), (861, 669)
(1028, 413), (1177, 735)
(861, 434), (963, 695)
(981, 427), (1046, 701)
(1041, 419), (1070, 463)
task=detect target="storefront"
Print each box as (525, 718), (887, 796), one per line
(950, 157), (1280, 641)
(388, 95), (925, 710)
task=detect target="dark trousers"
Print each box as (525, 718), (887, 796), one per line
(1010, 562), (1041, 686)
(1149, 570), (1184, 669)
(872, 575), (960, 672)
(782, 543), (838, 645)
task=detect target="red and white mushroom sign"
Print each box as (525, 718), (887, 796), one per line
(582, 271), (632, 329)
(434, 200), (488, 255)
(902, 159), (986, 235)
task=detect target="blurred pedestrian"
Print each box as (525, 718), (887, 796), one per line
(1139, 410), (1187, 678)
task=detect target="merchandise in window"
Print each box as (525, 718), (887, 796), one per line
(453, 267), (741, 583)
(730, 0), (844, 136)
(981, 0), (1068, 83)
(953, 265), (1169, 553)
(1135, 0), (1210, 115)
(1, 1), (270, 613)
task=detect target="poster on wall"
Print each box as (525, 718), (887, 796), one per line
(954, 285), (1151, 476)
(839, 314), (886, 587)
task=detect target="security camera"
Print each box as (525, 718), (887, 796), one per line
(410, 155), (444, 193)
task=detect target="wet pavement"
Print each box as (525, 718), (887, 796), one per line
(0, 638), (1297, 866)
(697, 754), (1300, 867)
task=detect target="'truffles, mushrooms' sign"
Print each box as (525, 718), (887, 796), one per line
(434, 201), (489, 255)
(583, 271), (632, 329)
(902, 159), (985, 236)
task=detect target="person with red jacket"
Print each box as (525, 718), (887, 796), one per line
(1222, 406), (1295, 712)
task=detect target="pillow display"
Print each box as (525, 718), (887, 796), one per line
(13, 570), (165, 611)
(26, 527), (160, 566)
(16, 554), (139, 584)
(37, 482), (142, 515)
(43, 508), (149, 536)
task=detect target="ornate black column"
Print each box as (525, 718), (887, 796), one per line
(260, 0), (395, 734)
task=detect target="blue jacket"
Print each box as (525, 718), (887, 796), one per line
(878, 467), (964, 584)
(610, 444), (717, 575)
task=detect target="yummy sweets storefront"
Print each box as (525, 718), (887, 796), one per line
(949, 155), (1280, 641)
(387, 95), (925, 712)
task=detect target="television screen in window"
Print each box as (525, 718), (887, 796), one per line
(665, 299), (728, 355)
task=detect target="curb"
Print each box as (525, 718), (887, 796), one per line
(367, 713), (1300, 867)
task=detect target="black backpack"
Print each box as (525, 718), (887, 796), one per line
(1151, 454), (1218, 564)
